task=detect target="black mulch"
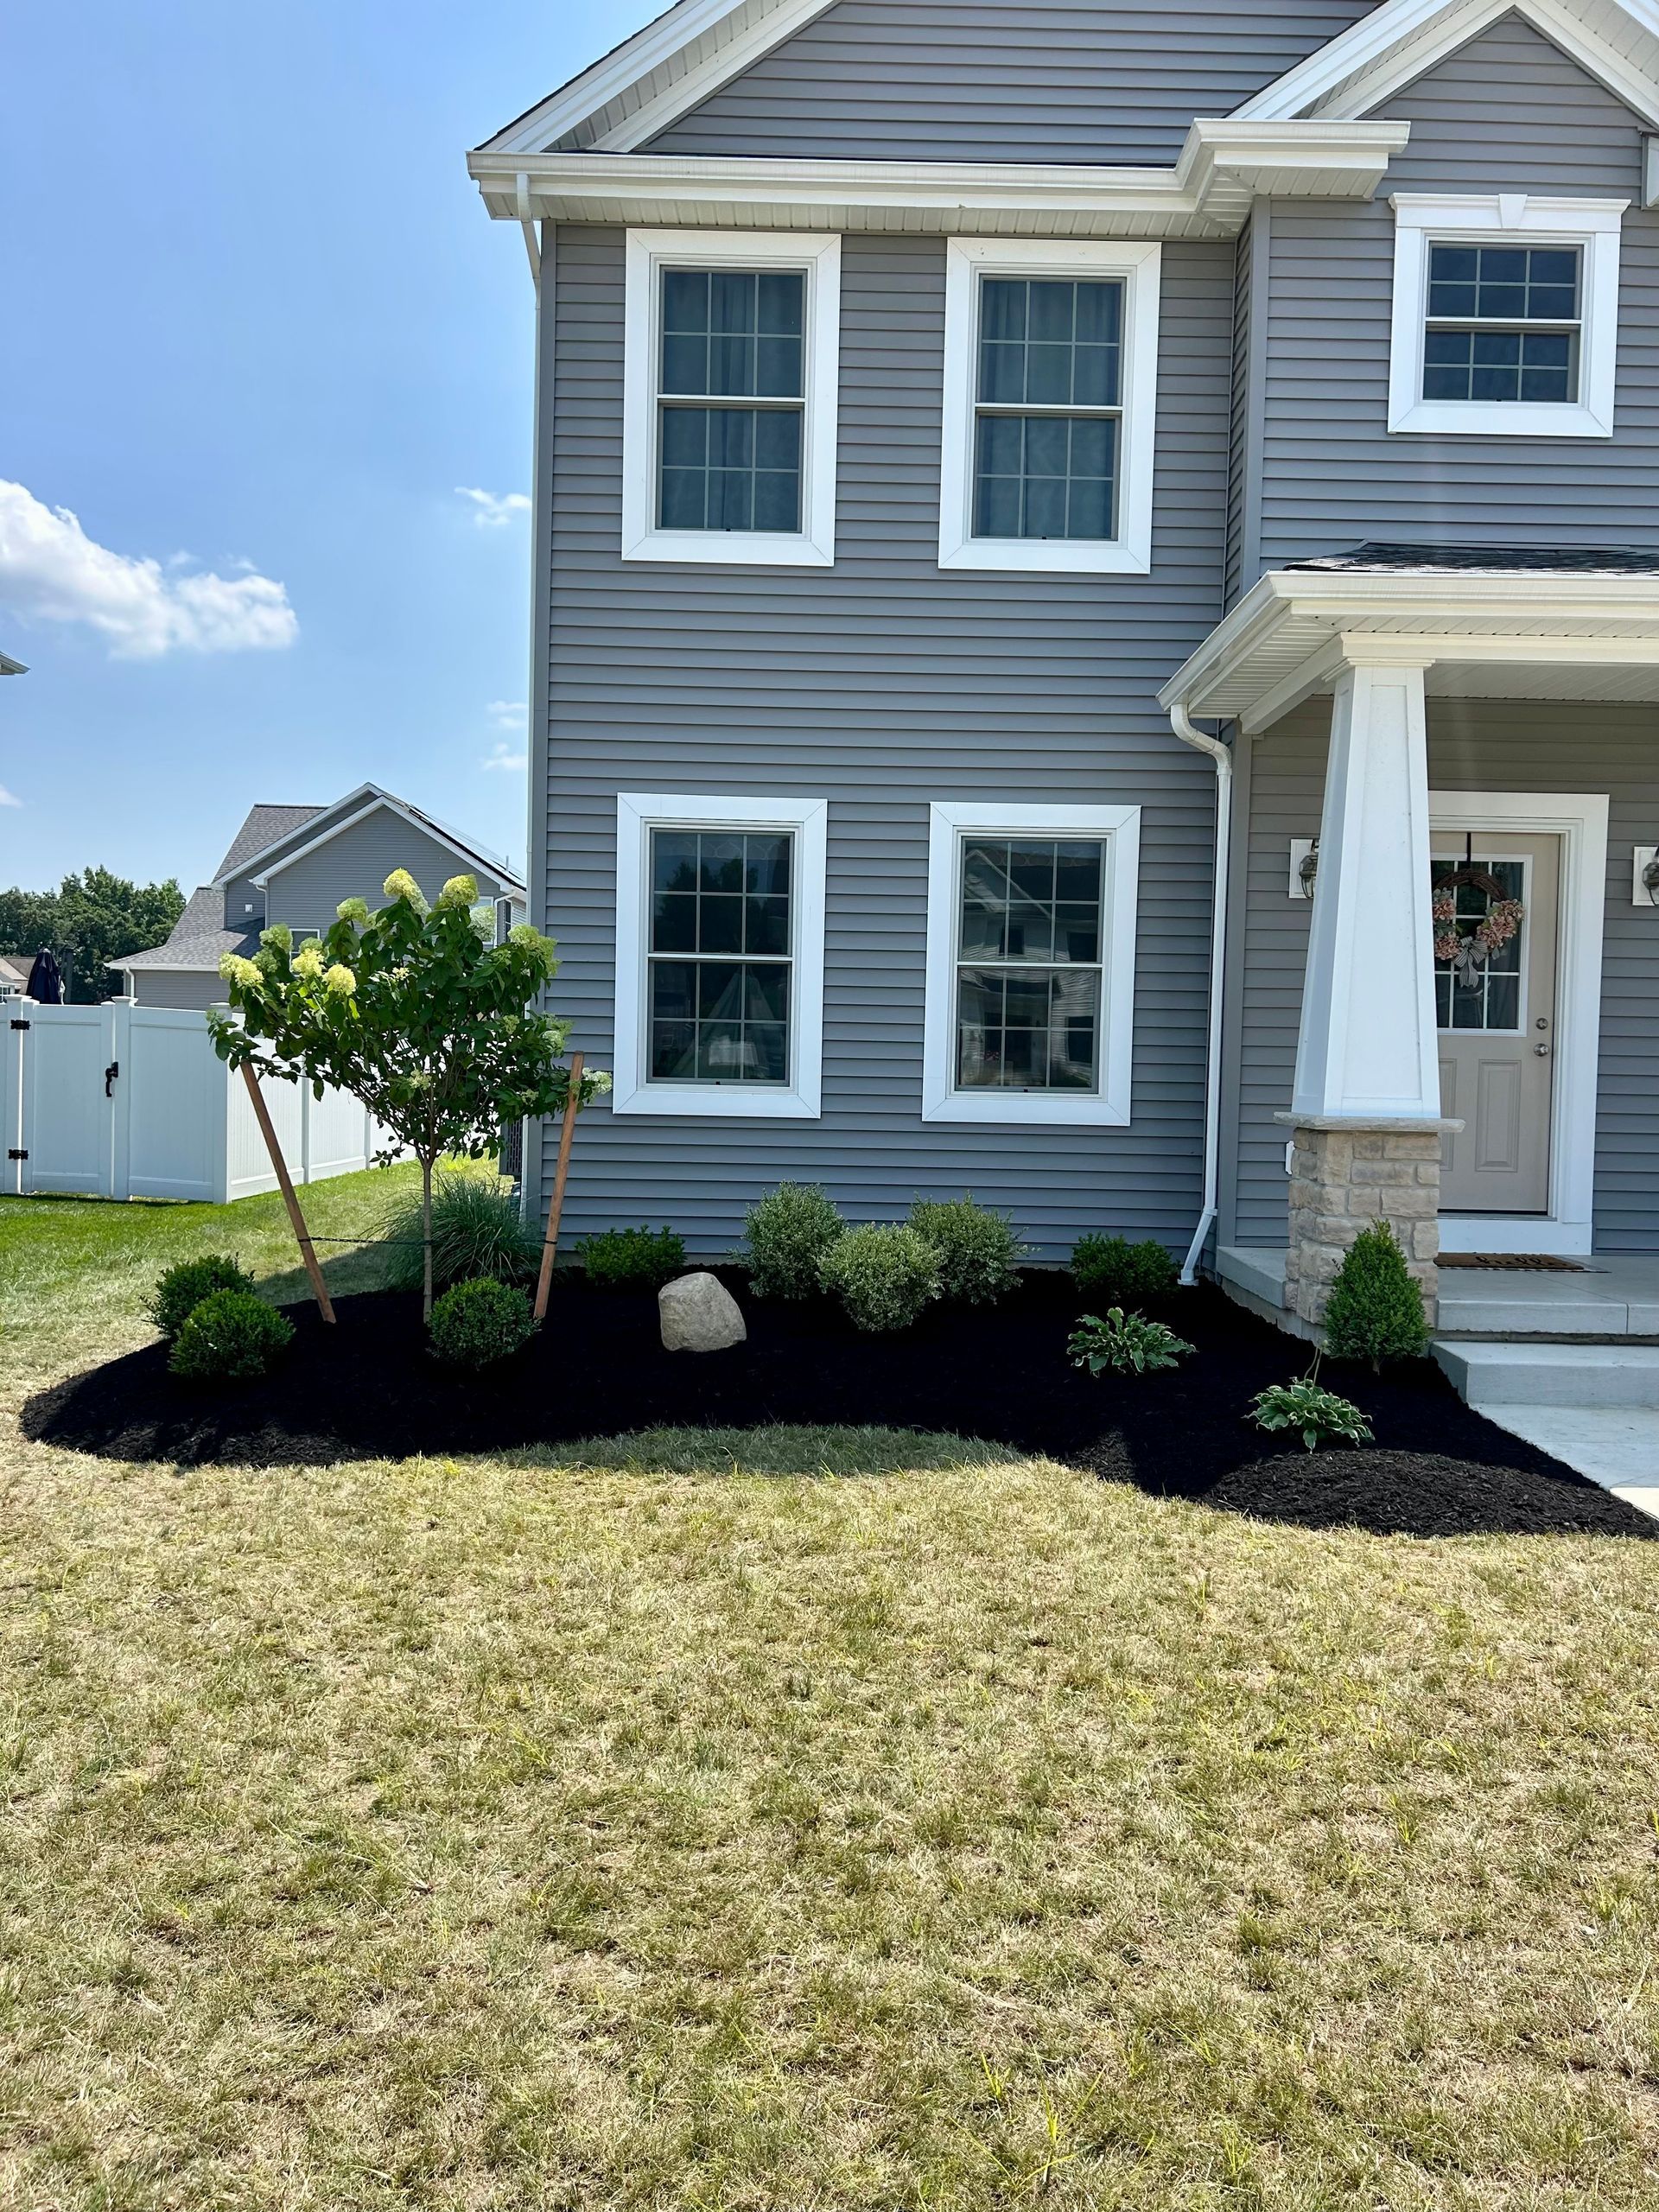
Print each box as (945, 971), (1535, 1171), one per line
(22, 1272), (1654, 1541)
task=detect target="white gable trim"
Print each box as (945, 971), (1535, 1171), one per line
(1236, 0), (1659, 130)
(479, 0), (841, 157)
(251, 795), (527, 897)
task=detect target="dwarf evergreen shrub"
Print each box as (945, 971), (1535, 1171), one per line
(743, 1182), (844, 1299)
(1323, 1220), (1428, 1368)
(429, 1276), (536, 1370)
(907, 1195), (1026, 1306)
(1070, 1234), (1179, 1306)
(149, 1254), (255, 1340)
(168, 1290), (294, 1382)
(579, 1227), (686, 1292)
(818, 1224), (942, 1333)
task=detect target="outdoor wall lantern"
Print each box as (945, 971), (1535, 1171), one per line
(1634, 845), (1659, 906)
(1289, 838), (1319, 899)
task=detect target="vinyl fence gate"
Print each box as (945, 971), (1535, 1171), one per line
(1, 1001), (383, 1204)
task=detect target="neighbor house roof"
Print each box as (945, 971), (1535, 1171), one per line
(214, 802), (327, 882)
(219, 783), (524, 897)
(0, 652), (26, 676)
(0, 954), (33, 988)
(112, 886), (262, 976)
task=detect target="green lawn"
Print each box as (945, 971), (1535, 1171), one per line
(3, 1176), (1659, 2209)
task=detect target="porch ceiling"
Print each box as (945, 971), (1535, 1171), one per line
(1160, 558), (1659, 733)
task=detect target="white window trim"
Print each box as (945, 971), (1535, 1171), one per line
(938, 238), (1160, 575)
(613, 791), (827, 1118)
(921, 799), (1141, 1126)
(621, 229), (841, 566)
(1387, 194), (1625, 439)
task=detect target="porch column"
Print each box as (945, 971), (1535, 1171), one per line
(1280, 652), (1459, 1329)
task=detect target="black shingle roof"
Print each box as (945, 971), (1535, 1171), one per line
(1286, 543), (1659, 576)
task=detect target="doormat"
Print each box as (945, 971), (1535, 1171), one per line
(1439, 1253), (1587, 1273)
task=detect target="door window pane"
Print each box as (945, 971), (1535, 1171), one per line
(1433, 857), (1525, 1033)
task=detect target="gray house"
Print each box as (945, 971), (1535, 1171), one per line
(115, 784), (526, 1009)
(468, 0), (1659, 1364)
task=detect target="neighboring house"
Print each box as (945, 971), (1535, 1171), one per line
(114, 785), (526, 1009)
(0, 955), (30, 1000)
(467, 0), (1659, 1347)
(0, 652), (27, 677)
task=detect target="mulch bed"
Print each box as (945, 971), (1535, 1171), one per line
(22, 1272), (1652, 1541)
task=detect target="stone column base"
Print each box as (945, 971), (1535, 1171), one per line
(1273, 1113), (1464, 1332)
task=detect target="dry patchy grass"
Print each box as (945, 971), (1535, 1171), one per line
(3, 1444), (1659, 2210)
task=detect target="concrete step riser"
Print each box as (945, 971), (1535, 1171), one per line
(1434, 1341), (1659, 1410)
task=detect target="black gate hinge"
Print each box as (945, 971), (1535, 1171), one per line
(7, 1148), (26, 1161)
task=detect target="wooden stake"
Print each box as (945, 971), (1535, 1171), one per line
(239, 1060), (335, 1324)
(533, 1051), (583, 1324)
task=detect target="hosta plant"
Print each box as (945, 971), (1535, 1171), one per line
(1069, 1307), (1194, 1377)
(1250, 1376), (1374, 1452)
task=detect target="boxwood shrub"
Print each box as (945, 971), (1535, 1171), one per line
(429, 1276), (536, 1370)
(149, 1254), (255, 1341)
(579, 1226), (686, 1292)
(168, 1290), (294, 1382)
(743, 1182), (844, 1299)
(1071, 1233), (1179, 1307)
(907, 1195), (1025, 1306)
(818, 1223), (941, 1333)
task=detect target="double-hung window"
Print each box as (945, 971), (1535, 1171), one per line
(939, 239), (1160, 574)
(613, 794), (828, 1118)
(1389, 195), (1624, 437)
(922, 802), (1141, 1125)
(622, 232), (842, 565)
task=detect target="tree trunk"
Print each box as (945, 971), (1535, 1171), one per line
(421, 1154), (435, 1322)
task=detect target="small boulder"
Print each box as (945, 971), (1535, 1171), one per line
(658, 1271), (747, 1353)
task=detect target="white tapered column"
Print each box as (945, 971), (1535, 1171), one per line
(1294, 652), (1439, 1120)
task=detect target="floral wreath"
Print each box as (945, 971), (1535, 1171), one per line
(1433, 862), (1524, 986)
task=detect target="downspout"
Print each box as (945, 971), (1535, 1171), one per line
(1167, 703), (1233, 1286)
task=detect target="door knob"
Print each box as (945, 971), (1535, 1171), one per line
(1535, 1042), (1550, 1057)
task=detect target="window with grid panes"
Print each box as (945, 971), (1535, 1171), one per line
(1433, 858), (1526, 1033)
(647, 828), (793, 1083)
(657, 268), (805, 533)
(971, 276), (1122, 542)
(954, 837), (1105, 1090)
(1422, 243), (1581, 404)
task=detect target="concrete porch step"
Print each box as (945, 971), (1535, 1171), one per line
(1433, 1338), (1659, 1409)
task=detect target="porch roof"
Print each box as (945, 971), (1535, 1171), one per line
(1159, 544), (1659, 733)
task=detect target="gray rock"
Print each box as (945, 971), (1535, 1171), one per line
(658, 1270), (747, 1352)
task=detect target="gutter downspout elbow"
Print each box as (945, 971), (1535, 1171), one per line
(1168, 703), (1233, 1287)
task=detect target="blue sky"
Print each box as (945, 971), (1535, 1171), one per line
(2, 0), (659, 893)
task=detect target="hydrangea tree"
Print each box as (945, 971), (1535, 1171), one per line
(211, 871), (607, 1317)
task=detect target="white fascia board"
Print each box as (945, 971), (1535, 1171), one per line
(476, 0), (840, 157)
(211, 784), (381, 887)
(252, 795), (524, 893)
(467, 122), (1409, 239)
(1236, 0), (1659, 128)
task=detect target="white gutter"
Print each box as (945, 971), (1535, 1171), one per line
(1168, 705), (1234, 1287)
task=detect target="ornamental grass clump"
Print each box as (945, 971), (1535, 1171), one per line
(1071, 1233), (1179, 1307)
(1323, 1220), (1429, 1369)
(429, 1277), (536, 1371)
(168, 1290), (294, 1383)
(743, 1182), (844, 1299)
(149, 1254), (255, 1340)
(907, 1195), (1027, 1306)
(384, 1172), (539, 1294)
(1069, 1307), (1194, 1377)
(818, 1224), (942, 1334)
(1250, 1374), (1374, 1452)
(579, 1227), (687, 1292)
(211, 870), (607, 1318)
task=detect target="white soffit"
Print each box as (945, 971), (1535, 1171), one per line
(1158, 570), (1659, 730)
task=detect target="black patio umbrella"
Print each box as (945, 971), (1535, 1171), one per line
(25, 949), (63, 1004)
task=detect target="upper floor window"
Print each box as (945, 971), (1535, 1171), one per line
(939, 239), (1160, 575)
(622, 231), (841, 566)
(1388, 195), (1624, 439)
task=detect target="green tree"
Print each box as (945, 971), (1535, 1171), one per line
(0, 869), (185, 1000)
(209, 870), (607, 1317)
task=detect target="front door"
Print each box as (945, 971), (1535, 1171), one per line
(1435, 832), (1560, 1214)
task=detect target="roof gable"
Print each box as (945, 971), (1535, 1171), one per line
(213, 803), (324, 883)
(482, 0), (1659, 157)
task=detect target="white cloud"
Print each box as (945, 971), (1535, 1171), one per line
(486, 698), (526, 727)
(482, 741), (527, 773)
(0, 785), (21, 808)
(456, 486), (531, 528)
(0, 480), (297, 659)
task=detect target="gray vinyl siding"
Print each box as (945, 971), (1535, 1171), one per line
(265, 816), (515, 937)
(643, 0), (1381, 164)
(537, 223), (1234, 1256)
(1229, 700), (1659, 1255)
(124, 971), (225, 1012)
(1258, 15), (1659, 563)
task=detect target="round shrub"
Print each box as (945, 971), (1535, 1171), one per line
(817, 1224), (941, 1334)
(168, 1290), (294, 1382)
(149, 1254), (255, 1340)
(907, 1195), (1026, 1306)
(384, 1172), (539, 1294)
(579, 1226), (686, 1292)
(1070, 1233), (1179, 1307)
(1322, 1220), (1428, 1368)
(743, 1182), (844, 1299)
(429, 1275), (536, 1370)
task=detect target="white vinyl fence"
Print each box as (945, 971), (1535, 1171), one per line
(1, 1001), (387, 1205)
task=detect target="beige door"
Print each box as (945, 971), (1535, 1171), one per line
(1436, 832), (1560, 1214)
